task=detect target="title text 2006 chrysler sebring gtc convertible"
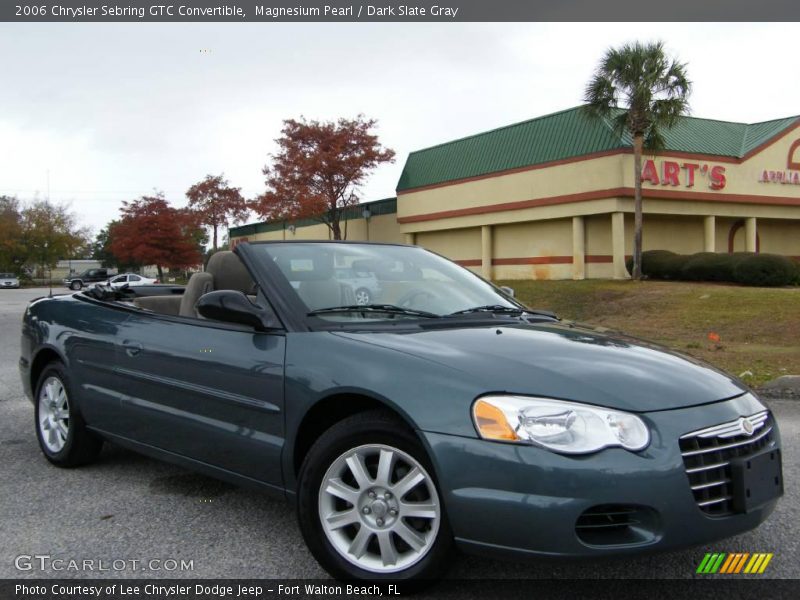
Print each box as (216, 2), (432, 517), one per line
(19, 242), (783, 581)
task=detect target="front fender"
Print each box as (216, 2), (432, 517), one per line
(21, 298), (71, 402)
(281, 331), (486, 491)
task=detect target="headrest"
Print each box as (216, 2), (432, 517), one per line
(206, 251), (255, 294)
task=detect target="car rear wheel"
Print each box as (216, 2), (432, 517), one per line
(35, 363), (102, 467)
(297, 411), (452, 583)
(70, 281), (82, 290)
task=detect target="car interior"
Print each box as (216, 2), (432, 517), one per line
(125, 246), (466, 321)
(132, 251), (257, 318)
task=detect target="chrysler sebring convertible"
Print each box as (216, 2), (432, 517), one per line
(19, 242), (783, 581)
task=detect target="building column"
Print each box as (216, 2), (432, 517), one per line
(703, 216), (716, 252)
(745, 217), (757, 252)
(611, 212), (629, 279)
(404, 232), (416, 246)
(572, 216), (585, 280)
(481, 225), (493, 280)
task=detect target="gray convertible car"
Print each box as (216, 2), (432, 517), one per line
(20, 242), (783, 582)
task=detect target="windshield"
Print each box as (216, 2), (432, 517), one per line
(250, 242), (520, 321)
(0, 273), (15, 278)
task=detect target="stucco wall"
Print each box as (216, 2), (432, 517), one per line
(757, 219), (800, 256)
(584, 214), (614, 279)
(636, 215), (706, 254)
(397, 153), (628, 223)
(492, 220), (572, 259)
(415, 227), (481, 261)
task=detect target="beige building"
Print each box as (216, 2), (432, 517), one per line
(230, 106), (800, 280)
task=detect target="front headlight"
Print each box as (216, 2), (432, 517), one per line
(472, 395), (650, 454)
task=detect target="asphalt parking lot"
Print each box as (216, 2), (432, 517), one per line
(1, 287), (798, 581)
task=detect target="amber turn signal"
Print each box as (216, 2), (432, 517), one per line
(473, 399), (519, 441)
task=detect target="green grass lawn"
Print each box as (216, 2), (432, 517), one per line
(497, 279), (800, 387)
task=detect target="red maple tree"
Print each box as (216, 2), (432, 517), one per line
(186, 174), (248, 250)
(110, 194), (202, 279)
(252, 116), (395, 240)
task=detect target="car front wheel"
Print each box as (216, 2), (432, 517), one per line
(70, 281), (82, 290)
(354, 288), (372, 305)
(35, 363), (102, 467)
(297, 411), (452, 583)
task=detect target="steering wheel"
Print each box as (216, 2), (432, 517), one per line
(395, 288), (436, 308)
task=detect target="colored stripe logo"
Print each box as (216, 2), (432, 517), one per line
(697, 552), (774, 574)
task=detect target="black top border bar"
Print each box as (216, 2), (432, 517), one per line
(4, 0), (800, 22)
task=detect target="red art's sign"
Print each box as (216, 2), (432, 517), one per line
(641, 159), (727, 190)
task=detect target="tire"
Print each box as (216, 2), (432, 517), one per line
(70, 281), (82, 290)
(34, 362), (102, 467)
(297, 410), (453, 584)
(354, 288), (372, 305)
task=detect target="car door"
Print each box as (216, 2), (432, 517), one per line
(112, 304), (286, 488)
(109, 275), (127, 288)
(63, 300), (134, 434)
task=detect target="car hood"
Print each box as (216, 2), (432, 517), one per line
(333, 321), (747, 412)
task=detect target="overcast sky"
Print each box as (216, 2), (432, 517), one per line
(1, 22), (798, 235)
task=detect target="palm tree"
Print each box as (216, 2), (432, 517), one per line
(584, 41), (691, 280)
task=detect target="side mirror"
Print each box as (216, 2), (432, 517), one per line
(499, 285), (515, 298)
(196, 290), (274, 330)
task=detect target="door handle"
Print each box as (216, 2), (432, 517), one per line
(122, 341), (143, 357)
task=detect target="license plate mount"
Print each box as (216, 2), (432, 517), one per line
(730, 448), (783, 513)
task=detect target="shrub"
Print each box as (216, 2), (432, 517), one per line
(637, 250), (687, 280)
(680, 252), (739, 282)
(732, 253), (798, 287)
(636, 250), (796, 286)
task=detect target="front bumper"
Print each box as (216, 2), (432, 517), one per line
(423, 393), (781, 559)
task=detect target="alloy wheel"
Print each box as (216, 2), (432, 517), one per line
(355, 289), (371, 305)
(318, 443), (441, 573)
(38, 376), (70, 453)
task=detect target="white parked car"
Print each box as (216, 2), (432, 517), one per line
(102, 273), (158, 289)
(0, 272), (20, 288)
(333, 266), (383, 305)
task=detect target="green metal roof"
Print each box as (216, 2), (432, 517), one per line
(229, 197), (397, 238)
(396, 106), (800, 192)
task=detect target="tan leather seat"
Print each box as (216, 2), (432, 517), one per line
(206, 251), (256, 295)
(178, 273), (213, 317)
(178, 251), (256, 318)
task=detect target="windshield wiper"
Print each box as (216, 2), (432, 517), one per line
(448, 304), (525, 316)
(308, 304), (439, 319)
(447, 305), (558, 319)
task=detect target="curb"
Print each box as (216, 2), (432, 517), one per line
(757, 375), (800, 400)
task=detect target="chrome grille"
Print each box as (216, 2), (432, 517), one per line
(679, 411), (775, 516)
